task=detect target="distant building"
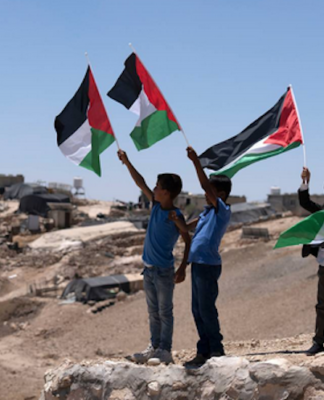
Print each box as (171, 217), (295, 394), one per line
(267, 187), (324, 216)
(230, 202), (275, 226)
(48, 182), (72, 198)
(227, 195), (247, 205)
(0, 174), (24, 188)
(175, 191), (246, 211)
(48, 182), (72, 192)
(138, 191), (150, 209)
(175, 191), (274, 226)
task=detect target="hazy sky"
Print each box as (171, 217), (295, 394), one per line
(1, 0), (324, 202)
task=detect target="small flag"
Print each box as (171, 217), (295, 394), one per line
(108, 53), (181, 150)
(55, 67), (115, 176)
(199, 86), (303, 178)
(274, 211), (324, 249)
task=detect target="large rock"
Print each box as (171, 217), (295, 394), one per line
(40, 356), (324, 400)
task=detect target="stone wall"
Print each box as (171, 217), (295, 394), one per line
(40, 356), (324, 400)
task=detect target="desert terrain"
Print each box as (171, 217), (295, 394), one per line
(0, 201), (319, 400)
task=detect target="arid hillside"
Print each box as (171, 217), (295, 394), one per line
(0, 202), (319, 400)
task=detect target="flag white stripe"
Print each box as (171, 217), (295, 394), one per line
(212, 135), (282, 174)
(129, 89), (157, 126)
(310, 223), (324, 245)
(59, 119), (91, 165)
(309, 239), (324, 245)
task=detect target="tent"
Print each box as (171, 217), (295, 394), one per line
(4, 183), (47, 200)
(62, 275), (133, 303)
(19, 193), (70, 217)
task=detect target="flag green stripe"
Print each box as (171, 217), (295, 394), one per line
(79, 129), (115, 176)
(130, 110), (179, 151)
(274, 211), (324, 249)
(211, 142), (301, 179)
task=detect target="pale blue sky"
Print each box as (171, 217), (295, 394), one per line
(1, 0), (323, 202)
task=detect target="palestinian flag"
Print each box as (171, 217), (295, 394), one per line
(199, 87), (303, 178)
(108, 53), (181, 150)
(55, 67), (115, 176)
(275, 211), (324, 249)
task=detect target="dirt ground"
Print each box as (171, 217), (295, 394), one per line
(0, 215), (321, 400)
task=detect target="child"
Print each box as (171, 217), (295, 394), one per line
(117, 149), (190, 364)
(299, 167), (324, 356)
(169, 146), (232, 367)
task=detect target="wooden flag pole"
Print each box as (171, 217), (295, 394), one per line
(289, 84), (306, 167)
(128, 43), (190, 148)
(84, 52), (121, 150)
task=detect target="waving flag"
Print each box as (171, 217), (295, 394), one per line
(275, 211), (324, 249)
(199, 87), (303, 178)
(55, 67), (115, 176)
(108, 53), (181, 150)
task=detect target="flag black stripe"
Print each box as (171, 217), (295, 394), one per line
(55, 67), (90, 146)
(199, 90), (288, 171)
(107, 53), (142, 109)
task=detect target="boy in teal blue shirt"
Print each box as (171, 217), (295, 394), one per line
(118, 150), (190, 364)
(170, 146), (231, 368)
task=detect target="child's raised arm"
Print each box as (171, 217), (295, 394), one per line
(117, 150), (153, 202)
(186, 146), (218, 209)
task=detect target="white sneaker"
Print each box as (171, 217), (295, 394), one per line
(149, 348), (174, 364)
(131, 344), (156, 364)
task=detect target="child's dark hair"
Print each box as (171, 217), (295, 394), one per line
(209, 175), (232, 200)
(157, 173), (182, 199)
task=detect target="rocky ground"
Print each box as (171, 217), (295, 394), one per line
(0, 201), (321, 399)
(41, 342), (324, 400)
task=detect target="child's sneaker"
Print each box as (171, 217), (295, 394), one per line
(209, 350), (225, 358)
(130, 344), (156, 364)
(184, 353), (207, 369)
(149, 348), (174, 364)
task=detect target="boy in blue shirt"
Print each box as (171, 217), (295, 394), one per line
(118, 149), (190, 364)
(170, 146), (231, 368)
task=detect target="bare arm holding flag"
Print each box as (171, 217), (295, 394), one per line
(187, 146), (220, 209)
(117, 150), (153, 202)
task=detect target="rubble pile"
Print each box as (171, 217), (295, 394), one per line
(0, 245), (62, 272)
(28, 232), (144, 280)
(0, 296), (44, 337)
(63, 231), (146, 278)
